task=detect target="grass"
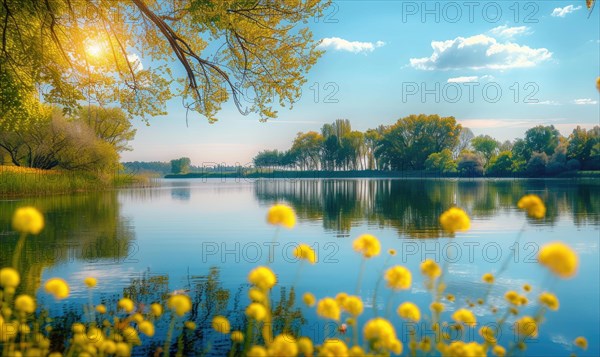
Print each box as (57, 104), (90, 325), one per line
(0, 165), (153, 197)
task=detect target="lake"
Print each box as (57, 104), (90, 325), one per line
(1, 178), (598, 356)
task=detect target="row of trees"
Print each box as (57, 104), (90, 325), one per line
(0, 106), (135, 173)
(253, 115), (600, 176)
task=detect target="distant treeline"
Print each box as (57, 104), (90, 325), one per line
(252, 114), (600, 177)
(122, 160), (241, 176)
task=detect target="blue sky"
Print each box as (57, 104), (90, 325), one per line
(121, 1), (599, 166)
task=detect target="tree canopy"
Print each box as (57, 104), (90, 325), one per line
(251, 115), (599, 177)
(0, 0), (328, 130)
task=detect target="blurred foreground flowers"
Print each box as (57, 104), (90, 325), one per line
(0, 199), (589, 356)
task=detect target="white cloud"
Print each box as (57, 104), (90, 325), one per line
(573, 98), (598, 105)
(489, 25), (531, 38)
(318, 37), (385, 54)
(447, 76), (478, 83)
(551, 5), (582, 17)
(127, 53), (143, 71)
(527, 100), (561, 105)
(447, 75), (494, 83)
(410, 34), (552, 70)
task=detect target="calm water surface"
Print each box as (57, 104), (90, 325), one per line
(1, 178), (598, 355)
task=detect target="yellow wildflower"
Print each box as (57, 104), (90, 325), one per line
(12, 206), (44, 234)
(430, 302), (444, 313)
(267, 204), (296, 229)
(15, 294), (36, 313)
(212, 315), (230, 334)
(95, 304), (106, 314)
(349, 346), (365, 356)
(363, 317), (401, 353)
(248, 266), (277, 290)
(101, 340), (117, 354)
(184, 321), (196, 330)
(138, 321), (155, 337)
(317, 297), (340, 321)
(268, 334), (298, 356)
(439, 207), (470, 233)
(247, 346), (268, 357)
(231, 331), (244, 343)
(298, 337), (314, 357)
(505, 291), (522, 306)
(480, 326), (497, 344)
(397, 302), (421, 322)
(352, 234), (381, 258)
(84, 277), (97, 288)
(45, 278), (69, 300)
(452, 308), (476, 327)
(538, 242), (578, 278)
(245, 303), (267, 321)
(294, 244), (317, 264)
(539, 292), (559, 310)
(420, 259), (442, 279)
(492, 345), (506, 356)
(249, 288), (266, 303)
(115, 342), (130, 357)
(517, 194), (546, 219)
(122, 326), (139, 343)
(445, 341), (486, 356)
(167, 295), (192, 316)
(343, 296), (364, 316)
(303, 292), (316, 307)
(515, 316), (538, 338)
(118, 298), (135, 313)
(446, 294), (455, 302)
(132, 313), (144, 323)
(388, 249), (396, 256)
(150, 303), (162, 317)
(0, 268), (20, 288)
(335, 292), (348, 306)
(574, 336), (588, 350)
(385, 265), (412, 290)
(319, 338), (348, 356)
(72, 323), (85, 334)
(523, 283), (531, 292)
(482, 273), (494, 284)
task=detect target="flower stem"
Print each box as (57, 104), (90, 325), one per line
(355, 258), (366, 295)
(164, 315), (176, 357)
(11, 233), (27, 269)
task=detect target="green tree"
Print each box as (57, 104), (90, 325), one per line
(486, 151), (514, 176)
(526, 152), (548, 176)
(454, 127), (474, 158)
(320, 119), (352, 170)
(376, 114), (461, 170)
(75, 106), (137, 152)
(340, 131), (365, 170)
(171, 157), (191, 174)
(546, 144), (567, 175)
(568, 126), (600, 169)
(364, 128), (383, 170)
(0, 107), (118, 171)
(425, 149), (457, 174)
(457, 152), (484, 177)
(524, 125), (561, 158)
(0, 0), (327, 128)
(290, 131), (323, 170)
(253, 150), (288, 169)
(471, 135), (500, 165)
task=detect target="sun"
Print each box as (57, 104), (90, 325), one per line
(85, 42), (104, 58)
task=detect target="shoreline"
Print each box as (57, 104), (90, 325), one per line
(163, 169), (600, 180)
